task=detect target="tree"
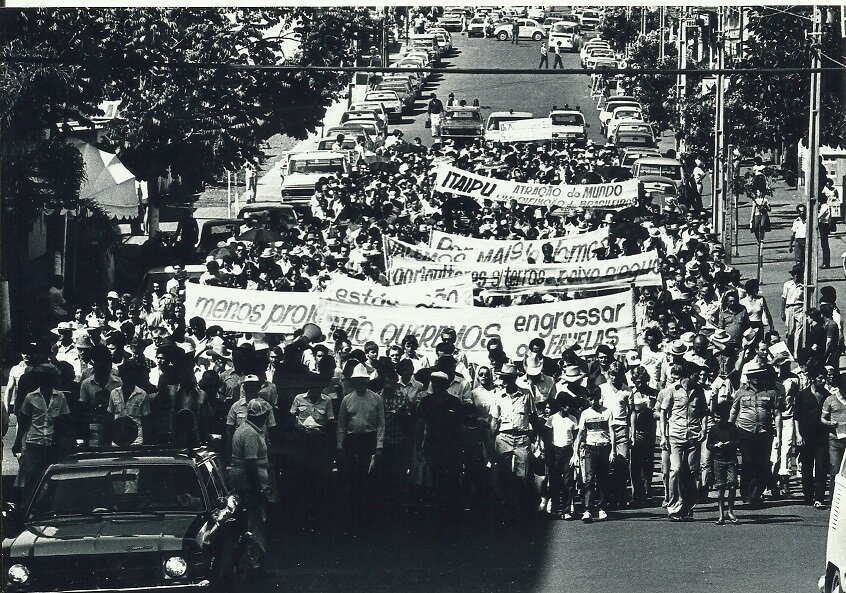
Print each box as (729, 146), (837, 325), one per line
(727, 5), (846, 152)
(598, 7), (640, 52)
(4, 8), (378, 235)
(619, 34), (678, 134)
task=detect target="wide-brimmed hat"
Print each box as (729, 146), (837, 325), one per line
(107, 291), (120, 300)
(524, 356), (544, 376)
(742, 327), (759, 346)
(772, 350), (792, 368)
(625, 351), (642, 367)
(32, 363), (60, 377)
(498, 363), (520, 377)
(258, 248), (276, 259)
(709, 329), (731, 346)
(669, 340), (688, 356)
(562, 338), (581, 352)
(680, 332), (696, 347)
(745, 360), (770, 376)
(561, 365), (586, 382)
(350, 363), (370, 379)
(51, 321), (75, 335)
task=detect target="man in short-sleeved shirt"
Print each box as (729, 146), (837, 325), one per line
(108, 385), (150, 445)
(290, 391), (335, 429)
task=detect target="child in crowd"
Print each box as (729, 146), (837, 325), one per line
(707, 401), (739, 524)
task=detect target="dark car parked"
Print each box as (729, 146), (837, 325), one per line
(3, 447), (245, 593)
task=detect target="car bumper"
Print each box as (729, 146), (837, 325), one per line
(22, 581), (211, 593)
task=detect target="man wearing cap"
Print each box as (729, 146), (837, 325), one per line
(661, 362), (709, 520)
(229, 398), (272, 572)
(490, 363), (536, 513)
(729, 359), (782, 508)
(225, 375), (276, 462)
(12, 364), (71, 503)
(337, 363), (385, 514)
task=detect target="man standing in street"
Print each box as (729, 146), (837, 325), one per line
(511, 19), (520, 45)
(788, 204), (807, 270)
(795, 368), (831, 507)
(229, 398), (272, 574)
(427, 93), (444, 138)
(337, 363), (385, 516)
(661, 362), (709, 520)
(572, 387), (615, 522)
(553, 40), (565, 69)
(729, 360), (781, 508)
(538, 39), (549, 69)
(821, 369), (846, 502)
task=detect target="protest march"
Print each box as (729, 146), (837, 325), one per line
(7, 119), (844, 542)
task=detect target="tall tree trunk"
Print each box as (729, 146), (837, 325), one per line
(146, 178), (160, 240)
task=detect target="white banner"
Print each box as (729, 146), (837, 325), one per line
(322, 289), (635, 360)
(323, 274), (474, 308)
(184, 283), (321, 334)
(428, 229), (607, 264)
(433, 164), (639, 210)
(386, 250), (662, 294)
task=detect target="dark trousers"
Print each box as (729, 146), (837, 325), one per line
(830, 438), (845, 499)
(737, 428), (773, 504)
(549, 445), (575, 512)
(631, 436), (655, 502)
(553, 54), (564, 69)
(342, 432), (378, 513)
(583, 444), (611, 513)
(511, 32), (519, 45)
(794, 238), (806, 270)
(800, 436), (829, 503)
(538, 53), (549, 68)
(819, 223), (831, 267)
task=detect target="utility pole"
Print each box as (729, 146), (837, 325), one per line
(802, 6), (823, 337)
(659, 6), (666, 61)
(381, 6), (389, 69)
(712, 7), (727, 246)
(676, 7), (688, 154)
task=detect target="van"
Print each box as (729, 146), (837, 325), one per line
(819, 455), (846, 592)
(485, 110), (534, 142)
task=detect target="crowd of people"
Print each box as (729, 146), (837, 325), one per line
(5, 109), (845, 569)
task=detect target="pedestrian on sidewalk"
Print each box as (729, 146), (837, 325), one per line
(553, 41), (565, 69)
(749, 192), (771, 243)
(538, 40), (549, 69)
(818, 192), (832, 268)
(788, 204), (807, 271)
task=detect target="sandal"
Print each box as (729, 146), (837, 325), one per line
(715, 518), (725, 525)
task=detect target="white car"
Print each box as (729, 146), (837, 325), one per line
(484, 110), (534, 142)
(580, 39), (611, 64)
(548, 21), (579, 51)
(526, 7), (546, 20)
(348, 102), (388, 125)
(466, 16), (488, 37)
(363, 90), (403, 121)
(606, 110), (645, 139)
(579, 9), (602, 30)
(393, 57), (426, 84)
(401, 49), (432, 69)
(493, 18), (546, 41)
(582, 46), (615, 67)
(598, 97), (641, 131)
(819, 455), (846, 593)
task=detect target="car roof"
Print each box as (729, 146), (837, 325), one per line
(50, 446), (219, 470)
(635, 157), (683, 165)
(640, 175), (678, 184)
(488, 111), (533, 118)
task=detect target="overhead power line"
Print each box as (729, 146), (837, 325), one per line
(2, 56), (842, 76)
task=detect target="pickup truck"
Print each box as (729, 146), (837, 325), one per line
(440, 106), (484, 142)
(280, 151), (350, 205)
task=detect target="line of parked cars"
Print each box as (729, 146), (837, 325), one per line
(462, 6), (606, 45)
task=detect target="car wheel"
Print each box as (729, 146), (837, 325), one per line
(497, 31), (509, 41)
(532, 31), (543, 41)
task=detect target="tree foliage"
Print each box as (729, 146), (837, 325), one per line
(598, 7), (640, 52)
(728, 5), (846, 151)
(620, 34), (678, 134)
(3, 8), (378, 196)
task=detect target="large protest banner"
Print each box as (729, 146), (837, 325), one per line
(184, 283), (321, 334)
(323, 274), (474, 308)
(321, 289), (635, 361)
(428, 228), (606, 264)
(432, 164), (638, 210)
(386, 250), (662, 294)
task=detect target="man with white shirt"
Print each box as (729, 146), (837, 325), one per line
(788, 204), (807, 269)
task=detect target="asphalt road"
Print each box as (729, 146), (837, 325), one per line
(388, 34), (606, 146)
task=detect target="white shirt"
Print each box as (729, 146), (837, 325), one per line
(547, 413), (578, 448)
(791, 217), (807, 240)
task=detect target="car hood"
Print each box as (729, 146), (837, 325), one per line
(7, 515), (203, 558)
(283, 172), (333, 185)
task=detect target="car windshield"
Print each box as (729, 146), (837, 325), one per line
(365, 93), (397, 102)
(488, 116), (530, 130)
(639, 165), (683, 180)
(470, 17), (485, 23)
(616, 134), (653, 145)
(552, 23), (576, 33)
(614, 110), (642, 119)
(550, 113), (584, 126)
(28, 465), (206, 519)
(290, 158), (346, 174)
(319, 139), (355, 150)
(446, 110), (481, 121)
